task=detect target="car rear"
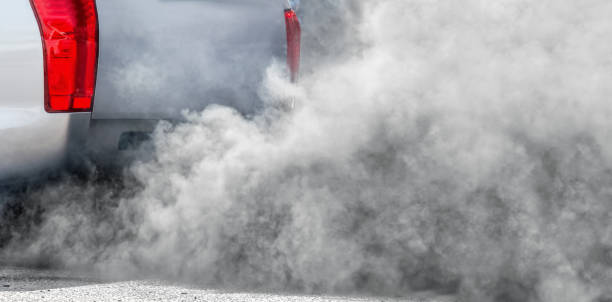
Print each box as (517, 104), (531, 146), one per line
(0, 0), (302, 181)
(88, 0), (301, 164)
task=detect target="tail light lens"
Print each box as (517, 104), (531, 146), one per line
(284, 9), (301, 83)
(30, 0), (99, 113)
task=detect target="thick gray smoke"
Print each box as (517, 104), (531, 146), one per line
(3, 0), (612, 301)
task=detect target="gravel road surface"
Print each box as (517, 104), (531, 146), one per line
(0, 267), (453, 302)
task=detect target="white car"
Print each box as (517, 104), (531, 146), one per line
(0, 0), (301, 183)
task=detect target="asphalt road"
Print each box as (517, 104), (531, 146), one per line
(0, 267), (453, 302)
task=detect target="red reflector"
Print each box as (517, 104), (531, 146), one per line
(284, 9), (301, 83)
(73, 97), (92, 109)
(30, 0), (99, 113)
(49, 95), (71, 111)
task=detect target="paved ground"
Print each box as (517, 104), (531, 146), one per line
(0, 267), (453, 302)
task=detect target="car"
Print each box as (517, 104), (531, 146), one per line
(0, 0), (301, 183)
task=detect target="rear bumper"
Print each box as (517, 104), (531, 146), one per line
(0, 109), (90, 183)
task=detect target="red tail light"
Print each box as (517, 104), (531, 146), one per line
(284, 9), (301, 83)
(30, 0), (99, 113)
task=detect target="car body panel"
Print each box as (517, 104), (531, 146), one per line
(0, 1), (91, 183)
(0, 111), (90, 182)
(0, 2), (43, 110)
(93, 0), (286, 120)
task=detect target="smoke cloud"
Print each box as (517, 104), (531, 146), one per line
(3, 0), (612, 301)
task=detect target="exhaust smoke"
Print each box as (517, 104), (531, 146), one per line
(3, 0), (612, 301)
